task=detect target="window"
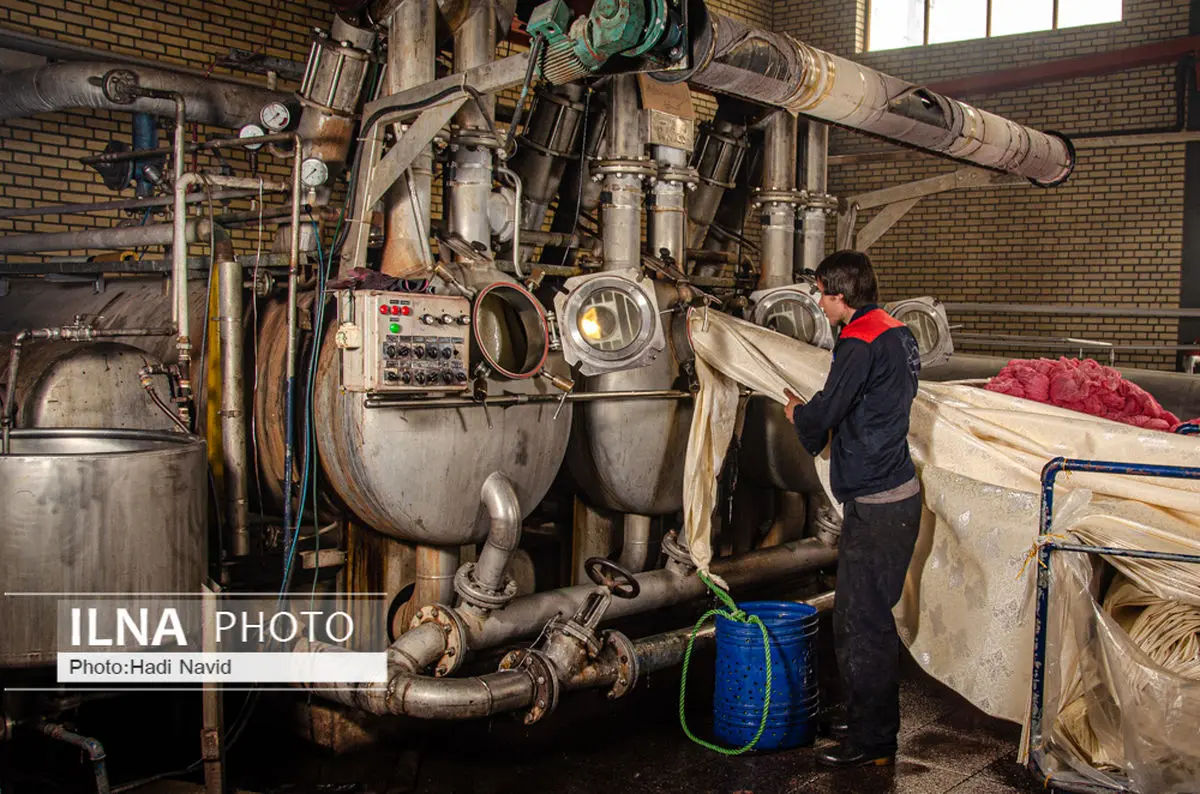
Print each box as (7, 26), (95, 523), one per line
(867, 0), (1122, 51)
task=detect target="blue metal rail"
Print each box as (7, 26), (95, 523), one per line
(1027, 457), (1200, 793)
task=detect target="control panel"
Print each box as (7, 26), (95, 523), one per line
(336, 290), (472, 393)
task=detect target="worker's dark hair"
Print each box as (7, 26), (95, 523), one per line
(814, 250), (880, 309)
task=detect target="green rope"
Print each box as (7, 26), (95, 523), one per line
(679, 570), (773, 755)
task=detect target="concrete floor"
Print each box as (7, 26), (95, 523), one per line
(400, 650), (1044, 794)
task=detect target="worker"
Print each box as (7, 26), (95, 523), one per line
(783, 250), (922, 768)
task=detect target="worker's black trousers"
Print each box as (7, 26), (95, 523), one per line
(833, 492), (923, 755)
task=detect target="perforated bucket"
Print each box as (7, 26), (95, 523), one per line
(713, 601), (819, 751)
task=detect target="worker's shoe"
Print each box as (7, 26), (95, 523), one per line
(817, 705), (849, 739)
(816, 741), (895, 768)
(822, 721), (850, 739)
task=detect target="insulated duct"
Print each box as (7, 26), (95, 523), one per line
(0, 62), (289, 127)
(0, 218), (232, 255)
(670, 6), (1074, 186)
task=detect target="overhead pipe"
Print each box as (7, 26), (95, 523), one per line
(380, 0), (437, 277)
(677, 7), (1074, 186)
(756, 111), (799, 290)
(0, 61), (289, 127)
(0, 215), (245, 254)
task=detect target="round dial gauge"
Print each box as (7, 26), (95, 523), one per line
(238, 123), (265, 150)
(301, 157), (329, 188)
(259, 101), (291, 132)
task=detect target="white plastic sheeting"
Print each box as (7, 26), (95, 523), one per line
(685, 310), (1200, 789)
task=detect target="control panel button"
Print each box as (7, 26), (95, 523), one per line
(397, 344), (410, 357)
(378, 305), (389, 315)
(414, 346), (425, 359)
(421, 314), (436, 325)
(400, 371), (412, 384)
(441, 372), (454, 384)
(384, 370), (399, 382)
(390, 304), (402, 315)
(440, 347), (453, 359)
(455, 371), (468, 383)
(414, 372), (426, 385)
(440, 314), (453, 325)
(389, 322), (401, 333)
(384, 344), (397, 358)
(425, 344), (439, 359)
(456, 315), (471, 326)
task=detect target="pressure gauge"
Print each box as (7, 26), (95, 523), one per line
(238, 123), (265, 150)
(259, 101), (291, 132)
(301, 157), (329, 188)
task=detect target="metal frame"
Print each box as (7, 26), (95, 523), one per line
(869, 0), (1108, 50)
(1027, 457), (1200, 793)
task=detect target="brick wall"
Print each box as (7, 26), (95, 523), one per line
(777, 0), (1189, 370)
(0, 0), (333, 260)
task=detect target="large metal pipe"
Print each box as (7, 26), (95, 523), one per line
(0, 216), (245, 254)
(0, 61), (288, 127)
(758, 111), (798, 289)
(447, 0), (502, 262)
(681, 10), (1074, 185)
(413, 545), (459, 608)
(618, 514), (652, 572)
(798, 121), (829, 274)
(381, 0), (437, 277)
(473, 472), (522, 595)
(599, 74), (647, 271)
(649, 145), (690, 266)
(217, 255), (250, 557)
(510, 84), (587, 234)
(464, 537), (837, 650)
(687, 109), (749, 253)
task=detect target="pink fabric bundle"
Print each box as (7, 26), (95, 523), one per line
(984, 357), (1198, 432)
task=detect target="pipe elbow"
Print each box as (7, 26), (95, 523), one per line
(480, 471), (520, 554)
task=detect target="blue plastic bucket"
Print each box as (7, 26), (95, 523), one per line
(713, 601), (819, 751)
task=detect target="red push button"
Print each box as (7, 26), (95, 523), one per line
(390, 304), (401, 315)
(378, 305), (389, 315)
(400, 305), (412, 316)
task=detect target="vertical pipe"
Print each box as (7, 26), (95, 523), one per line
(572, 498), (615, 584)
(600, 74), (645, 272)
(757, 111), (798, 290)
(473, 471), (522, 592)
(800, 122), (829, 274)
(200, 586), (226, 794)
(381, 0), (437, 277)
(281, 139), (303, 577)
(449, 3), (497, 262)
(218, 256), (250, 557)
(687, 111), (749, 253)
(618, 514), (652, 572)
(34, 721), (110, 794)
(414, 545), (459, 606)
(649, 145), (689, 266)
(170, 96), (193, 424)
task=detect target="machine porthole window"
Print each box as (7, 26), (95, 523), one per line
(749, 286), (834, 351)
(896, 308), (941, 357)
(576, 287), (643, 353)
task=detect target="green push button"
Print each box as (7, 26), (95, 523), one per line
(389, 323), (401, 333)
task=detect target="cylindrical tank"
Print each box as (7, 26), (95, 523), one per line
(1, 341), (176, 431)
(256, 270), (574, 545)
(0, 428), (207, 667)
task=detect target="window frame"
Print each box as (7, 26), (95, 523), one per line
(866, 0), (1095, 52)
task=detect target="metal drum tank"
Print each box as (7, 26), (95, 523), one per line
(564, 281), (692, 515)
(0, 429), (207, 667)
(257, 268), (574, 545)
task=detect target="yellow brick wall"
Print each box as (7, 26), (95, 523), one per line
(777, 0), (1189, 370)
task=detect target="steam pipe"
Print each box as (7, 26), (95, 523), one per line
(799, 121), (829, 274)
(757, 111), (798, 290)
(472, 472), (522, 595)
(381, 0), (437, 277)
(281, 138), (303, 579)
(463, 537), (837, 650)
(682, 10), (1074, 185)
(0, 61), (290, 127)
(218, 255), (250, 557)
(618, 514), (652, 572)
(0, 215), (250, 254)
(170, 96), (190, 419)
(509, 84), (587, 240)
(414, 546), (459, 609)
(649, 145), (690, 266)
(495, 165), (525, 277)
(599, 74), (647, 272)
(34, 721), (110, 794)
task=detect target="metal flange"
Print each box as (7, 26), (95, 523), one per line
(600, 630), (639, 700)
(454, 562), (518, 611)
(409, 603), (467, 677)
(651, 164), (699, 189)
(591, 157), (657, 181)
(450, 129), (502, 151)
(661, 530), (695, 571)
(498, 648), (560, 725)
(800, 191), (839, 213)
(752, 188), (806, 208)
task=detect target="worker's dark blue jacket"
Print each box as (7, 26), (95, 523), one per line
(791, 304), (921, 504)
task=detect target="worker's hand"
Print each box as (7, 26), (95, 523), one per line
(783, 389), (805, 424)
